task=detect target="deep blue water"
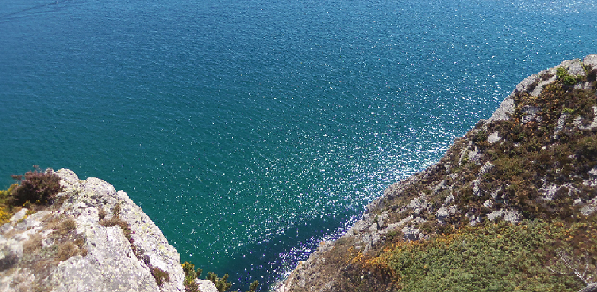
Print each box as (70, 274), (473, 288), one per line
(1, 0), (596, 290)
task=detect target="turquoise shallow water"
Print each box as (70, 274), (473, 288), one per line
(1, 0), (596, 289)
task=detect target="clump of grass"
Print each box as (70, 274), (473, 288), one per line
(56, 242), (79, 261)
(51, 218), (77, 236)
(23, 233), (43, 254)
(151, 266), (170, 287)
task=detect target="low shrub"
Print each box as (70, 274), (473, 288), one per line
(182, 261), (202, 292)
(247, 280), (259, 292)
(10, 167), (63, 206)
(367, 220), (592, 292)
(207, 272), (232, 292)
(556, 67), (579, 86)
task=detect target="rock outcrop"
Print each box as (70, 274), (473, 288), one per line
(0, 169), (217, 292)
(278, 55), (597, 292)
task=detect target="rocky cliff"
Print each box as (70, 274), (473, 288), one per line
(278, 55), (597, 292)
(0, 169), (217, 292)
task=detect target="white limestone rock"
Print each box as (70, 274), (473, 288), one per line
(584, 54), (597, 68)
(198, 280), (219, 292)
(488, 131), (501, 143)
(488, 95), (515, 122)
(52, 168), (186, 292)
(560, 58), (586, 77)
(487, 209), (521, 223)
(0, 168), (210, 292)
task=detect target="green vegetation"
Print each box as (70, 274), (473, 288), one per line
(182, 260), (258, 292)
(323, 217), (597, 292)
(207, 272), (232, 292)
(182, 261), (203, 292)
(247, 280), (259, 292)
(0, 183), (18, 224)
(557, 67), (580, 86)
(370, 218), (595, 291)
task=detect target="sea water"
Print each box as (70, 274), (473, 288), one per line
(1, 0), (595, 290)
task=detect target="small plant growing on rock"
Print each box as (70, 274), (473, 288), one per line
(98, 207), (107, 220)
(182, 261), (202, 292)
(151, 266), (170, 287)
(10, 167), (63, 206)
(112, 202), (121, 217)
(247, 280), (259, 292)
(556, 67), (579, 86)
(0, 184), (18, 224)
(52, 218), (77, 236)
(207, 272), (232, 292)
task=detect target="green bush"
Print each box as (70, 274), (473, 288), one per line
(207, 272), (232, 292)
(247, 280), (259, 292)
(182, 261), (202, 292)
(556, 67), (579, 86)
(0, 184), (18, 224)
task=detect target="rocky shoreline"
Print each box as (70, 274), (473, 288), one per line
(277, 55), (597, 292)
(2, 55), (597, 292)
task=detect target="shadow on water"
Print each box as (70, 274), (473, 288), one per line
(207, 212), (359, 292)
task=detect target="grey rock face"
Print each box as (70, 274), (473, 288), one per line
(486, 209), (521, 223)
(50, 225), (159, 292)
(0, 169), (218, 292)
(50, 168), (185, 292)
(488, 95), (515, 122)
(584, 54), (597, 68)
(198, 280), (219, 292)
(574, 106), (597, 131)
(561, 58), (586, 77)
(521, 105), (542, 124)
